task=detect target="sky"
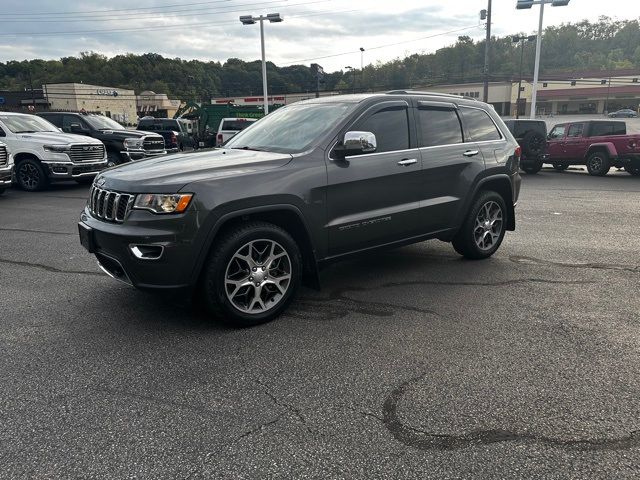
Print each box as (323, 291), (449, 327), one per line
(1, 0), (640, 73)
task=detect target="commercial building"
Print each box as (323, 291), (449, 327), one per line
(136, 90), (181, 118)
(0, 89), (48, 111)
(44, 83), (137, 125)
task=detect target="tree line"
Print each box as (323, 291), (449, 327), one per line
(0, 16), (638, 101)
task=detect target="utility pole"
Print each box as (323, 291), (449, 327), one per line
(483, 0), (492, 103)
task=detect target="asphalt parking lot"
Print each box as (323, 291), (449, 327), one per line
(1, 168), (639, 479)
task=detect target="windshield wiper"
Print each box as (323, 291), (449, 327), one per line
(17, 130), (38, 133)
(231, 146), (265, 151)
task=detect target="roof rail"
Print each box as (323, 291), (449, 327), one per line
(386, 90), (478, 101)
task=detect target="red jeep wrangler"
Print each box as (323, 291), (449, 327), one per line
(547, 120), (640, 176)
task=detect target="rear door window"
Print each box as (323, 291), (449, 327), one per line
(461, 107), (502, 142)
(417, 107), (463, 147)
(567, 123), (584, 137)
(41, 114), (63, 127)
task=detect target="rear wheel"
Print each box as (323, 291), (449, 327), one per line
(106, 151), (123, 168)
(553, 163), (569, 172)
(16, 158), (48, 191)
(624, 165), (640, 176)
(452, 191), (507, 260)
(201, 221), (302, 327)
(521, 159), (543, 174)
(586, 151), (610, 176)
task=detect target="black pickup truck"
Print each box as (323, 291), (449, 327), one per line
(38, 112), (166, 167)
(136, 117), (192, 152)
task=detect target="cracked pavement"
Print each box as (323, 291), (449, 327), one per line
(1, 168), (640, 479)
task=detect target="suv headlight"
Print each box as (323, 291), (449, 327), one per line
(133, 193), (193, 214)
(124, 138), (143, 149)
(43, 144), (71, 152)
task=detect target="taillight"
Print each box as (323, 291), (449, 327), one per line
(514, 145), (522, 159)
(217, 133), (223, 145)
(171, 132), (177, 143)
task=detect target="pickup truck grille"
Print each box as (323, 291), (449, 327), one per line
(143, 137), (165, 153)
(89, 185), (134, 223)
(69, 144), (105, 163)
(0, 145), (7, 167)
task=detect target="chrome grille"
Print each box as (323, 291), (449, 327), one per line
(89, 185), (134, 223)
(69, 144), (105, 163)
(143, 136), (165, 153)
(0, 146), (7, 167)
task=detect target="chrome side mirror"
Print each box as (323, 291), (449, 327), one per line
(338, 131), (377, 156)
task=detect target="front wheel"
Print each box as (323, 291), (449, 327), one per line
(553, 163), (569, 172)
(106, 151), (123, 168)
(624, 165), (640, 176)
(0, 188), (5, 195)
(201, 222), (302, 327)
(586, 151), (610, 176)
(16, 158), (49, 191)
(452, 191), (507, 260)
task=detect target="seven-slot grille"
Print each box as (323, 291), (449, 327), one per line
(143, 136), (165, 153)
(69, 144), (105, 163)
(0, 145), (7, 167)
(89, 185), (134, 223)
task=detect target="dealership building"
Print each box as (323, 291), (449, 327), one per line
(43, 83), (138, 124)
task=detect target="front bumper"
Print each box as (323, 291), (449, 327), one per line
(0, 165), (13, 186)
(41, 159), (108, 179)
(79, 207), (202, 292)
(120, 149), (167, 161)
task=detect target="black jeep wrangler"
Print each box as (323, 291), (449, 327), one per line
(503, 119), (548, 174)
(79, 91), (521, 326)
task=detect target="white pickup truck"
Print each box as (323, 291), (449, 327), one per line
(0, 112), (107, 191)
(0, 141), (13, 195)
(216, 118), (257, 146)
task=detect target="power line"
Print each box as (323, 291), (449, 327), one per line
(0, 1), (334, 36)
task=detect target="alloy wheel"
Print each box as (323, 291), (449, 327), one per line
(18, 163), (39, 190)
(590, 156), (603, 171)
(474, 201), (503, 251)
(224, 239), (292, 314)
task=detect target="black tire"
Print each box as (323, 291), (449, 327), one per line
(624, 165), (640, 176)
(553, 163), (569, 172)
(452, 191), (507, 260)
(16, 158), (49, 191)
(201, 221), (302, 327)
(586, 151), (610, 176)
(520, 130), (546, 158)
(106, 151), (123, 168)
(0, 188), (5, 195)
(521, 159), (543, 174)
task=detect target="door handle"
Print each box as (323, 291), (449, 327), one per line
(463, 150), (480, 157)
(397, 158), (418, 166)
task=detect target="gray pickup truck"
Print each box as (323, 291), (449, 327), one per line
(78, 91), (521, 326)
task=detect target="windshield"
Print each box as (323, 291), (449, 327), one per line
(224, 102), (354, 153)
(0, 114), (60, 133)
(84, 115), (125, 130)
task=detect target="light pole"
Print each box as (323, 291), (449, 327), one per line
(345, 66), (355, 94)
(512, 35), (536, 119)
(239, 12), (283, 114)
(360, 47), (365, 92)
(482, 0), (492, 103)
(516, 0), (570, 118)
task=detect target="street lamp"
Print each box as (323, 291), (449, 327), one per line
(516, 0), (571, 118)
(359, 47), (365, 92)
(512, 35), (536, 119)
(239, 12), (283, 114)
(345, 66), (355, 94)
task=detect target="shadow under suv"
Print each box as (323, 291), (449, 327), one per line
(78, 91), (521, 326)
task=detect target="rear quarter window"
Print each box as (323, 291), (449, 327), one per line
(461, 107), (502, 142)
(221, 120), (254, 131)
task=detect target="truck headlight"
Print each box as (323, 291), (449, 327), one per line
(133, 193), (193, 214)
(43, 144), (71, 152)
(124, 138), (143, 149)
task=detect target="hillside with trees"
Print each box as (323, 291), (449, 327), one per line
(0, 16), (638, 100)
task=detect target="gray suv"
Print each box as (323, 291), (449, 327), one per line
(78, 91), (521, 326)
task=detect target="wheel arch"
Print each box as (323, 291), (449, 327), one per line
(193, 205), (320, 290)
(586, 143), (616, 159)
(459, 174), (516, 233)
(13, 151), (42, 163)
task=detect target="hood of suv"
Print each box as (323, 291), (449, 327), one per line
(99, 148), (293, 193)
(17, 132), (103, 145)
(98, 129), (162, 140)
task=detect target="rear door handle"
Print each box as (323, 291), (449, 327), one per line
(397, 158), (418, 166)
(463, 150), (480, 157)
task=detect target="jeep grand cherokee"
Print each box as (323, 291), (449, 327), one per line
(79, 91), (521, 326)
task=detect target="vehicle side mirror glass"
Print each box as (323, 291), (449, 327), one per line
(335, 131), (377, 157)
(70, 123), (84, 133)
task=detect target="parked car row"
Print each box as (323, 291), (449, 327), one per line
(507, 119), (640, 176)
(0, 111), (168, 193)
